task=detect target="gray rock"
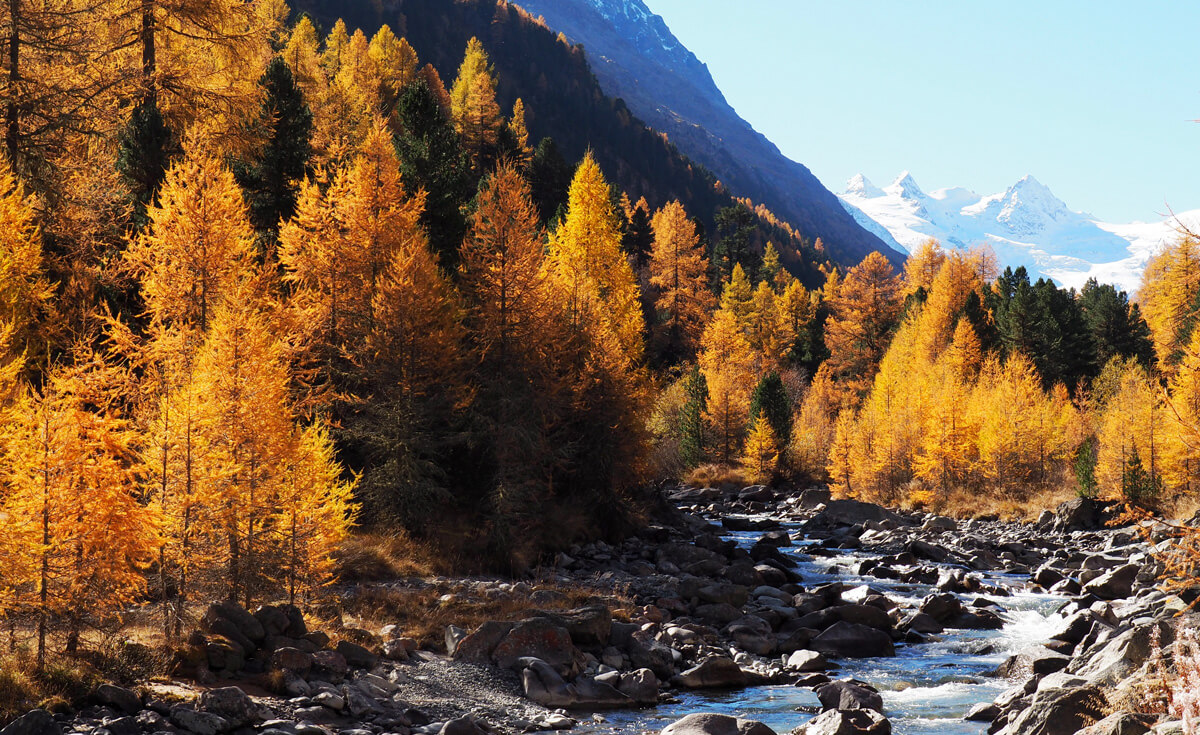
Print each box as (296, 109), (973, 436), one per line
(170, 706), (231, 735)
(335, 640), (379, 669)
(95, 684), (142, 715)
(198, 687), (264, 728)
(811, 621), (895, 658)
(452, 621), (513, 664)
(444, 625), (468, 656)
(313, 691), (344, 711)
(815, 680), (883, 713)
(997, 646), (1071, 679)
(1082, 564), (1139, 601)
(964, 702), (998, 722)
(270, 647), (313, 675)
(530, 606), (612, 647)
(439, 718), (490, 735)
(202, 602), (266, 644)
(492, 618), (579, 676)
(998, 685), (1107, 735)
(796, 709), (891, 735)
(1078, 713), (1154, 735)
(673, 657), (748, 689)
(0, 710), (61, 735)
(617, 668), (659, 705)
(520, 658), (575, 708)
(311, 650), (349, 681)
(784, 649), (827, 672)
(660, 713), (776, 735)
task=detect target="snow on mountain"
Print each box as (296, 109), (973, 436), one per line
(839, 172), (1200, 293)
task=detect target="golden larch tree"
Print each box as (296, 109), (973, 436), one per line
(823, 251), (903, 402)
(648, 199), (714, 359)
(449, 37), (501, 172)
(460, 162), (547, 363)
(126, 139), (257, 331)
(698, 310), (754, 464)
(4, 356), (161, 671)
(546, 152), (645, 365)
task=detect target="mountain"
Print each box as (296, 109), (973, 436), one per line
(840, 172), (1200, 293)
(290, 0), (828, 284)
(512, 0), (905, 268)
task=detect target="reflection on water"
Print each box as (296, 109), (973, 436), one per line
(580, 516), (1064, 735)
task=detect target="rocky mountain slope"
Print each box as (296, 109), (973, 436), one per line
(512, 0), (905, 268)
(841, 172), (1200, 293)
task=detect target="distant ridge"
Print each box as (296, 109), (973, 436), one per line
(513, 0), (906, 268)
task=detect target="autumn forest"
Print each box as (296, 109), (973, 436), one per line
(0, 0), (1195, 693)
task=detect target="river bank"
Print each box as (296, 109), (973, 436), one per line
(3, 485), (1194, 735)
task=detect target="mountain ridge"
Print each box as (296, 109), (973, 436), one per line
(840, 172), (1200, 292)
(513, 0), (906, 267)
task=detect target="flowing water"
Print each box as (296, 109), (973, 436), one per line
(583, 516), (1064, 735)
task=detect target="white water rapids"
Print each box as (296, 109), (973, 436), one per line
(581, 516), (1066, 735)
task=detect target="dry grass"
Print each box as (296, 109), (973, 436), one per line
(340, 581), (632, 652)
(686, 464), (748, 491)
(891, 480), (1079, 522)
(333, 530), (442, 582)
(0, 651), (109, 724)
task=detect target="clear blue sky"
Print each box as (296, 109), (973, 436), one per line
(642, 0), (1200, 223)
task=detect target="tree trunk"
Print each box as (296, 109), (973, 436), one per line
(6, 0), (20, 165)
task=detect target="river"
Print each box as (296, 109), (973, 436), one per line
(582, 513), (1064, 735)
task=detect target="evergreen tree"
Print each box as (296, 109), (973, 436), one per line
(116, 98), (176, 225)
(234, 56), (314, 237)
(1079, 278), (1155, 369)
(749, 371), (793, 447)
(527, 137), (572, 225)
(713, 204), (758, 284)
(679, 365), (707, 467)
(393, 78), (472, 267)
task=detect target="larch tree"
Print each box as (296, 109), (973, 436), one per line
(747, 280), (793, 373)
(823, 251), (903, 402)
(278, 422), (357, 604)
(792, 365), (838, 480)
(507, 98), (532, 168)
(0, 159), (52, 389)
(126, 138), (257, 331)
(4, 356), (160, 671)
(903, 239), (946, 295)
(193, 290), (296, 605)
(741, 415), (779, 484)
(718, 263), (754, 332)
(546, 152), (645, 366)
(1097, 359), (1179, 500)
(698, 310), (754, 465)
(648, 199), (714, 361)
(460, 161), (546, 364)
(449, 37), (501, 172)
(1139, 236), (1200, 375)
(368, 25), (418, 113)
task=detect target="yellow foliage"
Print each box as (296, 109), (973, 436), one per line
(1139, 236), (1200, 376)
(698, 310), (754, 465)
(649, 200), (714, 357)
(741, 416), (779, 484)
(546, 152), (645, 366)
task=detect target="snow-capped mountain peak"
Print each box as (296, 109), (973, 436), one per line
(887, 171), (925, 201)
(838, 171), (1200, 292)
(845, 174), (884, 198)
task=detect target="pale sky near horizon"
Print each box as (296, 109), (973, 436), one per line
(641, 0), (1200, 224)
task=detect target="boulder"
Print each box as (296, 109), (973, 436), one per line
(205, 635), (246, 673)
(95, 684), (142, 715)
(1078, 713), (1154, 735)
(811, 621), (895, 658)
(796, 709), (891, 735)
(439, 718), (491, 735)
(169, 706), (230, 735)
(805, 500), (908, 529)
(997, 646), (1071, 679)
(725, 616), (776, 656)
(270, 647), (313, 675)
(660, 713), (776, 735)
(918, 593), (962, 623)
(784, 649), (827, 672)
(829, 604), (891, 632)
(492, 619), (579, 676)
(252, 605), (292, 637)
(815, 680), (883, 713)
(201, 602), (266, 644)
(0, 711), (61, 735)
(311, 650), (349, 680)
(1055, 498), (1102, 531)
(998, 685), (1107, 735)
(1082, 564), (1139, 601)
(335, 640), (379, 669)
(673, 657), (748, 689)
(617, 668), (659, 705)
(531, 606), (612, 647)
(1071, 622), (1169, 686)
(198, 686), (265, 728)
(964, 702), (999, 722)
(452, 621), (513, 664)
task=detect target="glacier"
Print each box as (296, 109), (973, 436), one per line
(839, 172), (1200, 293)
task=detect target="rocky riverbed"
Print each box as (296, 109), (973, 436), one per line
(3, 486), (1195, 735)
